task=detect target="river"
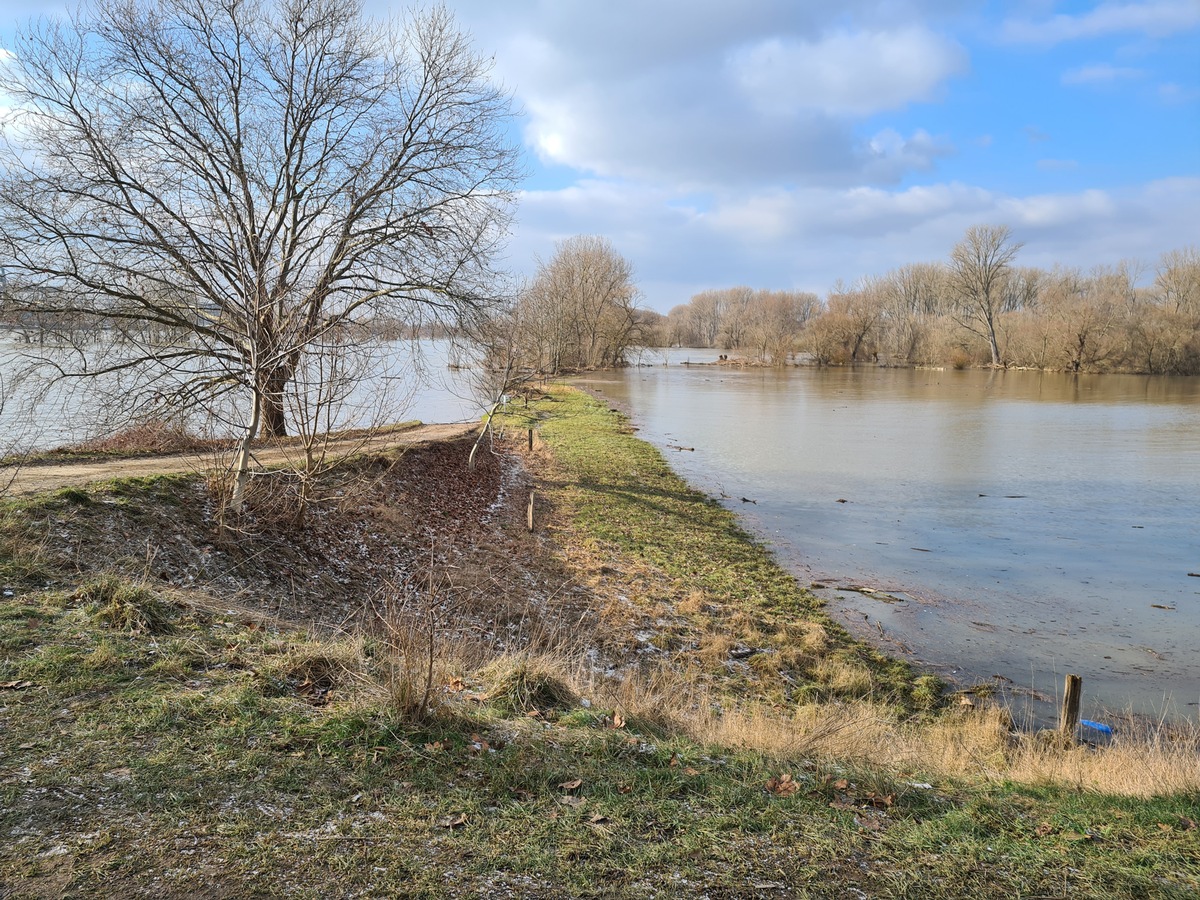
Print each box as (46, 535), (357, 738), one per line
(0, 337), (487, 451)
(580, 355), (1200, 724)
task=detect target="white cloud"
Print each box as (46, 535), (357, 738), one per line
(727, 27), (967, 117)
(1062, 63), (1146, 84)
(508, 177), (1200, 310)
(862, 128), (957, 182)
(1001, 1), (1200, 45)
(444, 2), (973, 190)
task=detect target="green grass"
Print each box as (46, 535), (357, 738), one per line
(525, 385), (921, 706)
(2, 590), (1196, 897)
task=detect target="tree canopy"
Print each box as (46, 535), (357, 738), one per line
(0, 0), (518, 451)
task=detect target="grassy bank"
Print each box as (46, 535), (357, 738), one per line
(0, 388), (1197, 898)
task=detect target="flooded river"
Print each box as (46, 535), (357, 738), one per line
(581, 358), (1200, 723)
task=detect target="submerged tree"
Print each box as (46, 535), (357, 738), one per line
(949, 225), (1023, 366)
(509, 236), (642, 374)
(0, 0), (518, 506)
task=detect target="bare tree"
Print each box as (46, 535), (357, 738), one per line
(1155, 247), (1200, 316)
(0, 0), (518, 508)
(509, 236), (641, 373)
(949, 225), (1023, 366)
(825, 278), (886, 362)
(686, 290), (726, 348)
(743, 290), (817, 364)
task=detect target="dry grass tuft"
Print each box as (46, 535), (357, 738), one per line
(693, 698), (1200, 796)
(75, 574), (177, 634)
(72, 419), (212, 455)
(676, 590), (706, 616)
(813, 656), (875, 698)
(482, 654), (578, 714)
(1002, 724), (1200, 796)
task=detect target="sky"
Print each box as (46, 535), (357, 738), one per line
(3, 0), (1198, 312)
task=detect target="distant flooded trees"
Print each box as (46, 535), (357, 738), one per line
(665, 288), (820, 363)
(666, 228), (1200, 375)
(504, 236), (643, 374)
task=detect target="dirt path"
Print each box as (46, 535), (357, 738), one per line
(4, 422), (480, 496)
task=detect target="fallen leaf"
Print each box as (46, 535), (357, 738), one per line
(423, 741), (445, 753)
(588, 813), (611, 825)
(0, 680), (34, 691)
(854, 814), (884, 831)
(683, 767), (700, 776)
(834, 779), (850, 791)
(1062, 831), (1092, 842)
(612, 712), (626, 729)
(1037, 823), (1055, 837)
(512, 789), (534, 802)
(864, 792), (894, 809)
(766, 774), (798, 797)
(1181, 817), (1197, 831)
(668, 753), (680, 768)
(437, 813), (468, 829)
(526, 709), (542, 718)
(558, 795), (586, 807)
(448, 678), (466, 692)
(558, 778), (583, 791)
(1157, 823), (1173, 832)
(617, 784), (633, 795)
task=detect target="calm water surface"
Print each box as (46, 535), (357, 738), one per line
(0, 338), (485, 450)
(581, 360), (1200, 722)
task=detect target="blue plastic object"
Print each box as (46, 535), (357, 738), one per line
(1079, 719), (1113, 735)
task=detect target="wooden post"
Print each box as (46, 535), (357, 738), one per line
(527, 428), (534, 451)
(1060, 674), (1082, 740)
(527, 490), (535, 532)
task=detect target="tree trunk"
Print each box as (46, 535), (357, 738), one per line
(259, 365), (292, 438)
(229, 389), (263, 513)
(986, 318), (1001, 366)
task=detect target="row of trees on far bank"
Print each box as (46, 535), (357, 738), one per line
(653, 229), (1200, 375)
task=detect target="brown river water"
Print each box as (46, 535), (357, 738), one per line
(580, 356), (1200, 726)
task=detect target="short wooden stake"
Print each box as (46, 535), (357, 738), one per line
(527, 428), (534, 451)
(1060, 674), (1082, 740)
(527, 490), (535, 532)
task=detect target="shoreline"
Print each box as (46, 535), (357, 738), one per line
(570, 377), (1192, 731)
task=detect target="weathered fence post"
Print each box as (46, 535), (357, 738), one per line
(1060, 674), (1082, 741)
(527, 490), (535, 532)
(528, 428), (534, 451)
